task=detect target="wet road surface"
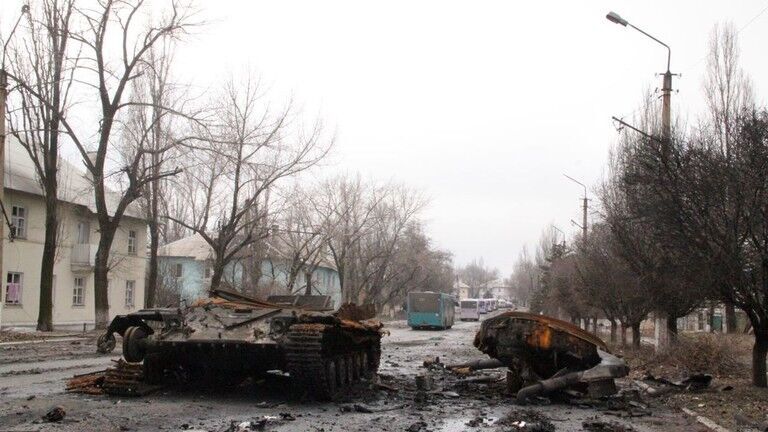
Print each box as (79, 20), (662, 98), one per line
(0, 312), (702, 431)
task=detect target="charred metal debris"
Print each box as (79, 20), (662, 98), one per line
(81, 289), (383, 400)
(472, 311), (629, 403)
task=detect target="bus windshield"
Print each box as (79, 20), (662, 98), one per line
(460, 300), (477, 308)
(410, 292), (441, 313)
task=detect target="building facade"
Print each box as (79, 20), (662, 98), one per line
(158, 234), (342, 308)
(1, 138), (147, 330)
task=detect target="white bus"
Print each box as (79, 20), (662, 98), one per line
(459, 299), (480, 321)
(478, 299), (489, 314)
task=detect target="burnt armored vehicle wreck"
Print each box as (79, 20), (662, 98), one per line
(97, 289), (383, 400)
(473, 311), (628, 403)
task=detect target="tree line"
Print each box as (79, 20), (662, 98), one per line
(508, 23), (768, 388)
(2, 0), (453, 331)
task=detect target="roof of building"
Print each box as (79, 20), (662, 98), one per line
(4, 137), (143, 219)
(158, 233), (213, 260)
(159, 232), (337, 271)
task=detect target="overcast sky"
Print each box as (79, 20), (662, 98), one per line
(3, 1), (768, 276)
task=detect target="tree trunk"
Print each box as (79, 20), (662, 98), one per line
(609, 319), (617, 343)
(631, 323), (641, 348)
(620, 323), (628, 347)
(752, 331), (768, 388)
(145, 217), (159, 308)
(93, 235), (113, 329)
(210, 262), (225, 292)
(36, 194), (58, 331)
(666, 313), (678, 343)
(725, 301), (737, 334)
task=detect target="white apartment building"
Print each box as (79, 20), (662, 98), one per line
(1, 138), (147, 330)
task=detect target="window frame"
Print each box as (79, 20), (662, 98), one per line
(72, 276), (86, 306)
(125, 280), (135, 308)
(10, 205), (27, 239)
(127, 230), (137, 255)
(174, 263), (183, 278)
(5, 272), (23, 305)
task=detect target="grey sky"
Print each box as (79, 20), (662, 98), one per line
(3, 1), (768, 276)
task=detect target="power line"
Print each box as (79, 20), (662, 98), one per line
(681, 0), (768, 74)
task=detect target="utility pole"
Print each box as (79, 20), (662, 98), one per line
(0, 6), (31, 329)
(606, 11), (673, 142)
(564, 174), (588, 244)
(661, 70), (672, 142)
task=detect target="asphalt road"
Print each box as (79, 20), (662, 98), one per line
(0, 312), (702, 432)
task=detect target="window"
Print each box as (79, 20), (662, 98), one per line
(204, 266), (211, 279)
(128, 230), (137, 255)
(5, 272), (23, 305)
(11, 206), (26, 239)
(76, 221), (90, 244)
(125, 280), (135, 308)
(174, 263), (183, 278)
(72, 277), (85, 306)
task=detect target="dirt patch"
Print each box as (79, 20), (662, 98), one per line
(616, 333), (751, 380)
(614, 333), (767, 430)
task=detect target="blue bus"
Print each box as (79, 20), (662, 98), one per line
(407, 291), (456, 330)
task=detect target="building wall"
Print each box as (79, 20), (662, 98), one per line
(1, 190), (147, 330)
(158, 254), (342, 309)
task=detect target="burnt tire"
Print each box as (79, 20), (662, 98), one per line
(97, 332), (116, 354)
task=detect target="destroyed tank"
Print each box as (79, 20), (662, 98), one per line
(474, 311), (628, 401)
(96, 289), (382, 400)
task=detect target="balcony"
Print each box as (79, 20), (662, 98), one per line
(71, 243), (97, 271)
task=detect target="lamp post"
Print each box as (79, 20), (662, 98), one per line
(0, 4), (31, 329)
(563, 174), (588, 243)
(606, 11), (672, 142)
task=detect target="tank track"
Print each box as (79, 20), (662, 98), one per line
(285, 323), (380, 400)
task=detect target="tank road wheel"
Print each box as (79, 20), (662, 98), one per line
(143, 353), (164, 384)
(97, 332), (116, 354)
(321, 358), (338, 398)
(351, 353), (362, 381)
(360, 351), (372, 379)
(335, 356), (349, 388)
(123, 326), (147, 363)
(367, 343), (381, 373)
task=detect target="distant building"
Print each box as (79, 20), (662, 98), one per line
(157, 234), (342, 308)
(455, 280), (470, 299)
(1, 138), (147, 330)
(483, 278), (511, 300)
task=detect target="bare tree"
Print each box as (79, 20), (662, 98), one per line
(458, 258), (499, 299)
(5, 0), (76, 331)
(702, 22), (754, 332)
(122, 38), (184, 308)
(167, 73), (329, 292)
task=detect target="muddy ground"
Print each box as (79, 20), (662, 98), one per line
(0, 314), (711, 432)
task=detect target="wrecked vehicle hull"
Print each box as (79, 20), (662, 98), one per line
(97, 289), (383, 400)
(473, 311), (628, 402)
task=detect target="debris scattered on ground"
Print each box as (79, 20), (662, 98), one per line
(582, 420), (637, 432)
(496, 409), (556, 432)
(66, 359), (163, 396)
(423, 356), (443, 369)
(42, 405), (66, 422)
(633, 373), (712, 397)
(339, 403), (407, 413)
(225, 413), (297, 432)
(406, 420), (427, 432)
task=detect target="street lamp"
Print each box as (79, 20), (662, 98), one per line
(605, 10), (673, 141)
(563, 174), (588, 243)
